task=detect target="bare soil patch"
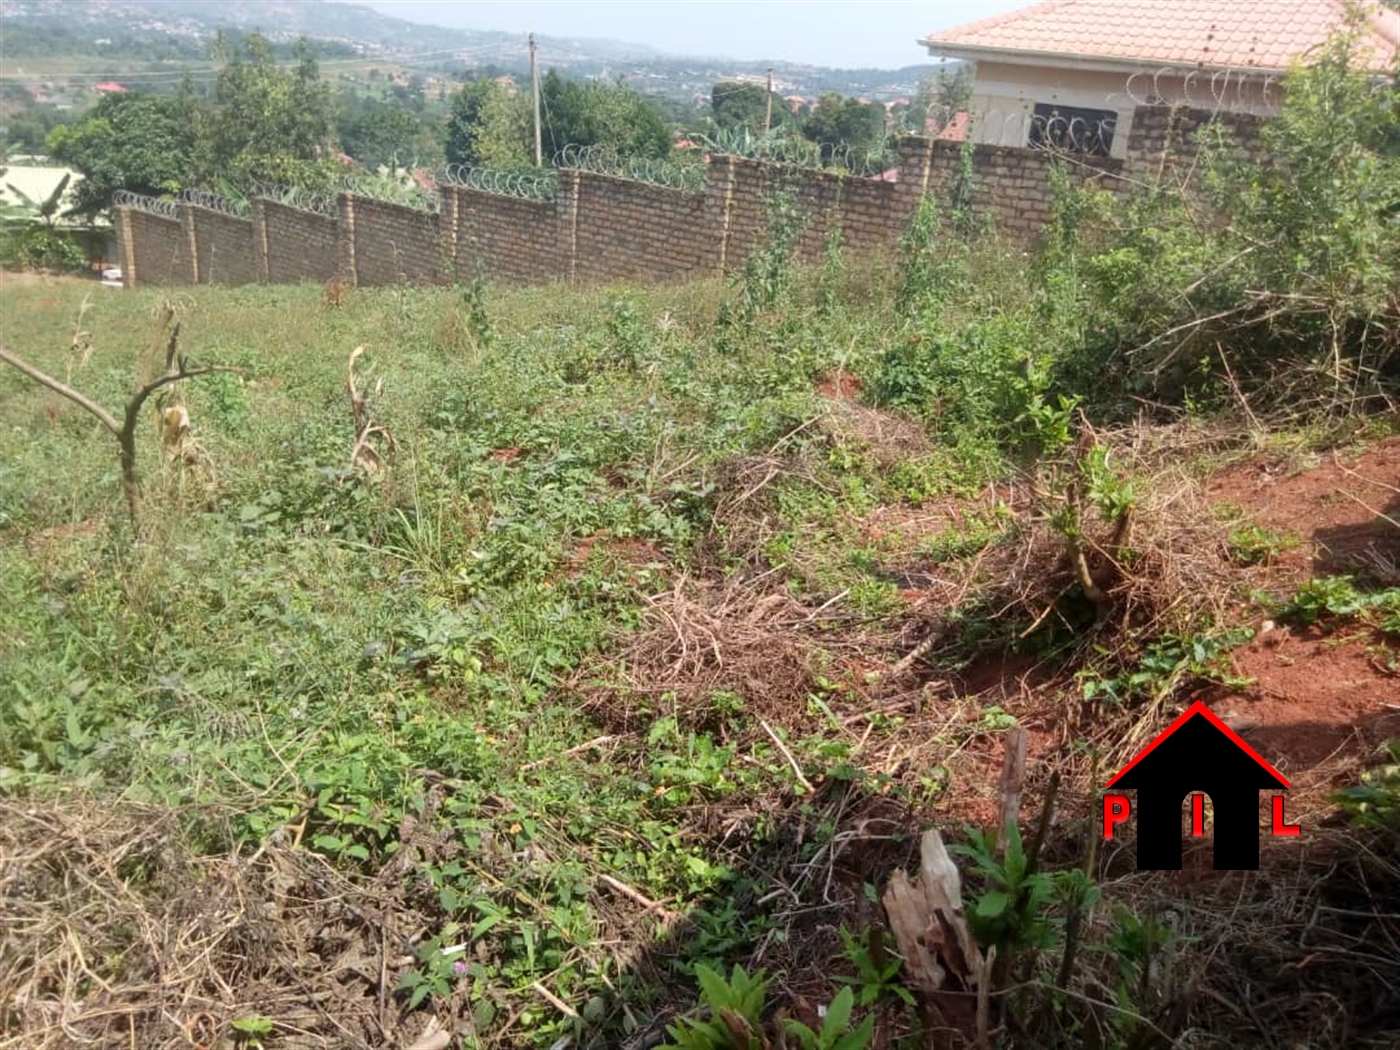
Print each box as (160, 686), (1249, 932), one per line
(1206, 435), (1400, 583)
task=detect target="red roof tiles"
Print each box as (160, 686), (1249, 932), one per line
(922, 0), (1399, 72)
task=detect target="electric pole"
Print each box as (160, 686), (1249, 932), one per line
(764, 67), (774, 133)
(530, 32), (543, 167)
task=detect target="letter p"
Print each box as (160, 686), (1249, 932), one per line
(1103, 794), (1131, 839)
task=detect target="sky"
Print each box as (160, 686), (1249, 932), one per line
(357, 1), (1026, 69)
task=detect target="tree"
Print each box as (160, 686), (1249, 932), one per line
(446, 80), (497, 166)
(448, 72), (671, 167)
(198, 32), (334, 186)
(472, 87), (533, 168)
(711, 81), (771, 134)
(46, 92), (196, 215)
(911, 66), (973, 134)
(541, 71), (671, 159)
(801, 93), (886, 164)
(338, 96), (437, 170)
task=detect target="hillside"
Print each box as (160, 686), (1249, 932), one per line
(0, 0), (940, 102)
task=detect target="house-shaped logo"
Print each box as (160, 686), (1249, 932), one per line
(1102, 701), (1299, 870)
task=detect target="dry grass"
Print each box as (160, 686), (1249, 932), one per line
(0, 794), (452, 1050)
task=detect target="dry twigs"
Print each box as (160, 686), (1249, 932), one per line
(587, 573), (839, 734)
(0, 313), (236, 531)
(0, 795), (448, 1050)
(346, 346), (397, 474)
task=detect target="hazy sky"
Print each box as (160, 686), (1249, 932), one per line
(358, 1), (1025, 69)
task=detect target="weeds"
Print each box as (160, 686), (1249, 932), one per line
(3, 39), (1400, 1048)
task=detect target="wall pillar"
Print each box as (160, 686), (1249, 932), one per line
(705, 154), (738, 273)
(438, 185), (460, 283)
(336, 193), (357, 286)
(893, 135), (935, 222)
(178, 205), (200, 284)
(114, 206), (138, 288)
(556, 169), (582, 285)
(250, 200), (271, 283)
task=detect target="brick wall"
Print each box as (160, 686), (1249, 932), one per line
(116, 103), (1269, 291)
(188, 206), (258, 286)
(711, 158), (907, 270)
(1125, 104), (1268, 175)
(570, 171), (715, 283)
(257, 200), (340, 284)
(346, 196), (441, 287)
(444, 186), (559, 284)
(123, 210), (192, 286)
(925, 141), (1123, 242)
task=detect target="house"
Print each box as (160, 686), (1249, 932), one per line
(1106, 701), (1290, 870)
(918, 0), (1400, 160)
(92, 82), (128, 94)
(0, 163), (116, 268)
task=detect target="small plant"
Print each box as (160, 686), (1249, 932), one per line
(231, 1014), (274, 1047)
(950, 824), (1060, 959)
(836, 926), (913, 1008)
(461, 276), (494, 351)
(814, 225), (845, 317)
(1278, 576), (1400, 634)
(738, 188), (803, 317)
(1227, 523), (1294, 566)
(321, 274), (349, 309)
(1334, 739), (1400, 829)
(1079, 627), (1255, 705)
(659, 963), (874, 1050)
(657, 963), (768, 1050)
(781, 987), (873, 1050)
(895, 194), (958, 322)
(947, 138), (980, 238)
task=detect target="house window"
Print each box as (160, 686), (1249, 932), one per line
(1028, 103), (1116, 157)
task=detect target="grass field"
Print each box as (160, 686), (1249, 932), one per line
(2, 250), (1398, 1050)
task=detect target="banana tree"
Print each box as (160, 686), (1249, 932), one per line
(1, 173), (72, 230)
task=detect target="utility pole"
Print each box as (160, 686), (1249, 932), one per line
(529, 32), (543, 167)
(763, 67), (774, 133)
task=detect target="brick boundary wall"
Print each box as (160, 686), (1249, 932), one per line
(187, 206), (259, 287)
(119, 209), (194, 287)
(254, 200), (340, 284)
(116, 104), (1262, 291)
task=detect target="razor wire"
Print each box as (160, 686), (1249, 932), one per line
(335, 172), (440, 213)
(246, 181), (339, 217)
(440, 164), (559, 200)
(707, 134), (896, 179)
(1123, 66), (1284, 115)
(553, 144), (707, 191)
(177, 188), (249, 216)
(111, 190), (180, 218)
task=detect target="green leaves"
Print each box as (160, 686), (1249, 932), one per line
(46, 93), (196, 215)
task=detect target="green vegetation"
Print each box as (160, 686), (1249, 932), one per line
(446, 71), (672, 169)
(2, 28), (1399, 1050)
(45, 92), (197, 214)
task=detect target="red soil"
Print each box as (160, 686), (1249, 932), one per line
(1205, 435), (1400, 583)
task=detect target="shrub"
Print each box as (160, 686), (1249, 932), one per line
(1077, 27), (1400, 412)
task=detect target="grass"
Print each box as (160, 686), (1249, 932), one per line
(0, 270), (981, 1047)
(2, 255), (1398, 1050)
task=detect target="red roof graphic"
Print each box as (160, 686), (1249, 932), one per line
(1107, 700), (1290, 789)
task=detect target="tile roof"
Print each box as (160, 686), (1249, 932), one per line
(921, 0), (1400, 72)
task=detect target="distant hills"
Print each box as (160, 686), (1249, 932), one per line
(0, 0), (942, 103)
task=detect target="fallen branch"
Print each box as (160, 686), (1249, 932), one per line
(759, 719), (815, 794)
(0, 322), (238, 531)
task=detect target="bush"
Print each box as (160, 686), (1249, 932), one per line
(0, 227), (86, 272)
(1076, 28), (1400, 412)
